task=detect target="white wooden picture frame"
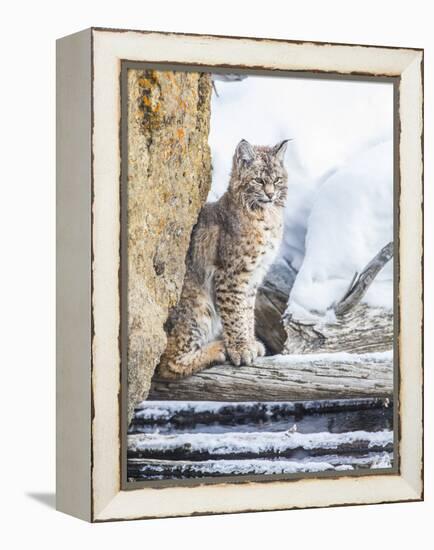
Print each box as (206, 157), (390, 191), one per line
(56, 27), (423, 522)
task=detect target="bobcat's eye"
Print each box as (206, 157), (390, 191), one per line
(274, 177), (283, 185)
(254, 178), (264, 185)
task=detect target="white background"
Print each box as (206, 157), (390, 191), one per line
(1, 1), (431, 548)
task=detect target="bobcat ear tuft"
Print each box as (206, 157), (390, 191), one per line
(236, 139), (255, 166)
(273, 139), (291, 161)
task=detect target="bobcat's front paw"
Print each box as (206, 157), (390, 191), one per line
(226, 340), (265, 366)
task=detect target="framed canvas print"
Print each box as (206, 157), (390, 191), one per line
(56, 28), (423, 522)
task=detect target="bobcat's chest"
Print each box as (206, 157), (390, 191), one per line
(247, 215), (282, 288)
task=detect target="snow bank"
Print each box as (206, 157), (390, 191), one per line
(286, 140), (393, 320)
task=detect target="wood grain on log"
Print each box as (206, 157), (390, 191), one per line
(283, 304), (394, 355)
(148, 353), (393, 401)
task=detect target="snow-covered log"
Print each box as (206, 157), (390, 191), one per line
(283, 303), (393, 355)
(148, 351), (393, 401)
(255, 243), (393, 356)
(282, 243), (394, 354)
(127, 452), (392, 479)
(128, 428), (393, 461)
(131, 397), (391, 428)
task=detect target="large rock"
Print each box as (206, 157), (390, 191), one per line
(127, 68), (212, 422)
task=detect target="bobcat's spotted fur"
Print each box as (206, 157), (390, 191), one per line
(157, 139), (289, 378)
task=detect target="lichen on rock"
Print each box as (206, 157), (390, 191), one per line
(127, 68), (212, 422)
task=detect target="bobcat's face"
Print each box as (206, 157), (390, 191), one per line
(232, 139), (290, 210)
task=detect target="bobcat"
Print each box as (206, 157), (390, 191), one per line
(157, 138), (289, 379)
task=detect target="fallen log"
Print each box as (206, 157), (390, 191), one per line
(148, 351), (393, 401)
(128, 429), (393, 461)
(130, 397), (392, 430)
(283, 304), (394, 355)
(254, 244), (394, 356)
(127, 452), (393, 479)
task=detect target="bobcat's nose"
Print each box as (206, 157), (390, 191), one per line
(264, 184), (275, 199)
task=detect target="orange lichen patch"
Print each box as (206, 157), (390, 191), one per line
(136, 70), (165, 132)
(138, 78), (153, 89)
(143, 95), (160, 113)
(142, 95), (152, 107)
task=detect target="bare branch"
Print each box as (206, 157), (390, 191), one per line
(334, 242), (393, 317)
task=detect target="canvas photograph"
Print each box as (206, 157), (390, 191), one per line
(122, 64), (396, 485)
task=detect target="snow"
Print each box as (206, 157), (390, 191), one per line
(129, 429), (393, 454)
(129, 457), (347, 475)
(260, 350), (393, 365)
(129, 451), (393, 478)
(130, 401), (394, 478)
(133, 400), (252, 419)
(208, 75), (393, 318)
(370, 452), (393, 469)
(209, 75), (393, 200)
(133, 396), (390, 420)
(286, 140), (393, 320)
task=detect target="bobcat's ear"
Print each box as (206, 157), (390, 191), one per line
(273, 139), (291, 161)
(236, 139), (255, 166)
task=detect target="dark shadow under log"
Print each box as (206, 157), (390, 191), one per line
(255, 258), (297, 354)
